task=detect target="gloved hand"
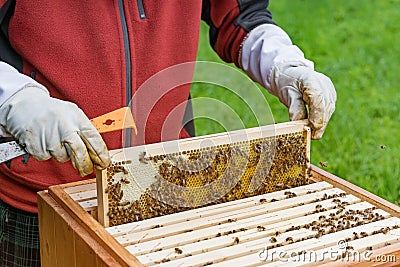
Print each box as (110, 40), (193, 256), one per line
(241, 24), (336, 139)
(0, 86), (110, 176)
(270, 62), (336, 139)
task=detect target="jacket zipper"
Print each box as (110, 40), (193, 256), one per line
(137, 0), (146, 20)
(117, 0), (132, 146)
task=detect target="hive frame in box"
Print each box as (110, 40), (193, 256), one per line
(39, 165), (400, 267)
(96, 120), (311, 227)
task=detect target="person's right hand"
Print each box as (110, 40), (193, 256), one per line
(0, 86), (110, 176)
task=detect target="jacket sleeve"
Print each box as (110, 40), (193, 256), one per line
(201, 0), (275, 67)
(0, 62), (47, 106)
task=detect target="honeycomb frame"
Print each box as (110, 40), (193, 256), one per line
(96, 120), (311, 227)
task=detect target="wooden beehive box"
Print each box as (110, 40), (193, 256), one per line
(38, 121), (400, 267)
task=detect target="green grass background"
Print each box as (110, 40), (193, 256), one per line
(191, 0), (400, 205)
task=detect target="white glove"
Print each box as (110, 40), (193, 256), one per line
(0, 86), (110, 176)
(241, 24), (336, 139)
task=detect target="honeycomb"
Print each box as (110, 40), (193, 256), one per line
(105, 130), (310, 226)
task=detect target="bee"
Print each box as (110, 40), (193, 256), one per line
(360, 232), (368, 237)
(275, 231), (281, 236)
(315, 204), (322, 210)
(353, 232), (359, 239)
(227, 218), (237, 223)
(174, 248), (183, 254)
(270, 237), (277, 243)
(366, 246), (373, 250)
(285, 237), (294, 243)
(233, 237), (240, 245)
(138, 151), (149, 164)
(257, 226), (266, 232)
(120, 178), (130, 184)
(118, 201), (130, 206)
(380, 145), (386, 150)
(319, 161), (328, 168)
(347, 246), (354, 250)
(259, 198), (267, 203)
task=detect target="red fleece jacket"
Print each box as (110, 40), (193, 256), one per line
(0, 0), (274, 213)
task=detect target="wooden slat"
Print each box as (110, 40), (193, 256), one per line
(63, 180), (96, 194)
(96, 168), (109, 226)
(69, 189), (97, 201)
(78, 199), (98, 210)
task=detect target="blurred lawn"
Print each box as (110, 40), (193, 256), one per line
(191, 0), (400, 205)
